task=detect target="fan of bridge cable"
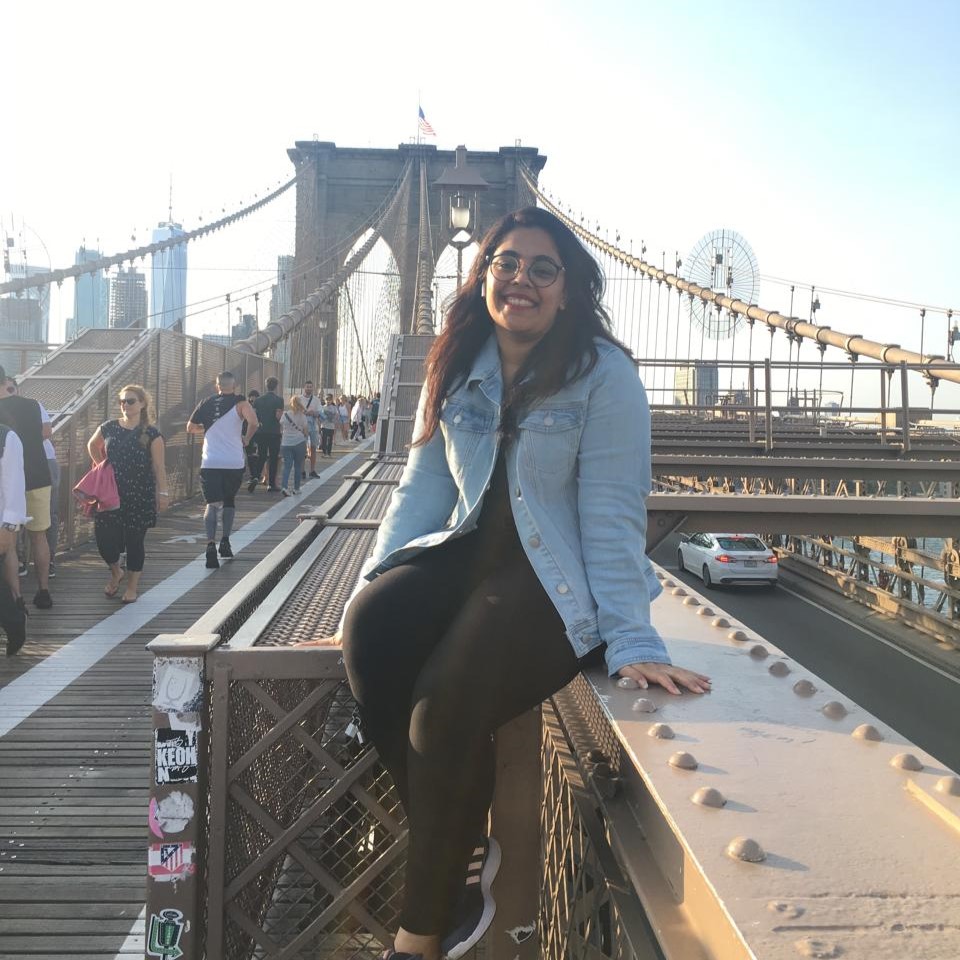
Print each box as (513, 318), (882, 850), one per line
(683, 229), (758, 339)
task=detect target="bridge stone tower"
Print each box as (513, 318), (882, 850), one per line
(287, 141), (547, 389)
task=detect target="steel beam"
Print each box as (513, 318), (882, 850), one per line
(646, 493), (957, 547)
(652, 455), (960, 482)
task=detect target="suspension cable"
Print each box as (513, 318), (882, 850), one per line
(521, 165), (960, 388)
(1, 176), (297, 295)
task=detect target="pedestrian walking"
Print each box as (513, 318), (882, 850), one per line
(370, 392), (381, 432)
(337, 397), (351, 442)
(0, 371), (53, 610)
(299, 380), (322, 480)
(296, 206), (710, 960)
(250, 377), (284, 492)
(244, 389), (261, 485)
(319, 395), (338, 458)
(350, 396), (367, 440)
(86, 385), (169, 603)
(279, 396), (309, 496)
(0, 424), (28, 655)
(187, 372), (259, 569)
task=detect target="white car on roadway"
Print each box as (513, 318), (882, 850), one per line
(677, 533), (779, 588)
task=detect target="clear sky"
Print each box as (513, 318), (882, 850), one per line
(4, 0), (958, 405)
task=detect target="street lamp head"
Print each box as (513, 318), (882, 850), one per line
(450, 192), (471, 232)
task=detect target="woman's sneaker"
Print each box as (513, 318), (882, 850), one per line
(441, 837), (501, 960)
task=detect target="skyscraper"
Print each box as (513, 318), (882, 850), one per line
(150, 222), (187, 330)
(0, 262), (49, 342)
(67, 246), (110, 339)
(269, 255), (294, 322)
(674, 362), (719, 407)
(109, 267), (148, 329)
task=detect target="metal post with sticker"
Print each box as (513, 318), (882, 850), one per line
(145, 633), (220, 960)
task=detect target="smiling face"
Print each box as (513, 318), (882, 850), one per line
(485, 227), (566, 348)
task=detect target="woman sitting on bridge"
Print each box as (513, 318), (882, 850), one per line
(299, 206), (710, 960)
(87, 384), (168, 603)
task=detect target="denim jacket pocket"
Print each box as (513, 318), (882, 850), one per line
(441, 399), (495, 479)
(519, 405), (584, 477)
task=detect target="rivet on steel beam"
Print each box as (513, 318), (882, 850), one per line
(712, 617), (730, 628)
(671, 587), (687, 596)
(728, 629), (748, 642)
(632, 698), (657, 713)
(891, 753), (924, 771)
(821, 701), (848, 720)
(726, 836), (765, 862)
(768, 901), (804, 919)
(648, 723), (675, 739)
(655, 571), (665, 580)
(616, 677), (640, 690)
(697, 606), (715, 616)
(935, 776), (960, 796)
(769, 661), (791, 677)
(662, 579), (676, 588)
(692, 786), (726, 807)
(669, 751), (698, 770)
(793, 679), (817, 697)
(683, 596), (700, 607)
(750, 644), (769, 659)
(794, 938), (842, 958)
(852, 724), (882, 741)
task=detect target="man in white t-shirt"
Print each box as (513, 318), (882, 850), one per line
(298, 380), (322, 481)
(187, 372), (259, 569)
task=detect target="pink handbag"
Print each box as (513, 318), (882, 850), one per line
(73, 459), (121, 517)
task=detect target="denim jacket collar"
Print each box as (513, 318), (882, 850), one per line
(466, 333), (503, 409)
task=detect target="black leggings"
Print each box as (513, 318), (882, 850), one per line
(320, 427), (335, 456)
(94, 514), (148, 572)
(342, 530), (602, 936)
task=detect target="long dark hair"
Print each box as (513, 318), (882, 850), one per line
(416, 206), (630, 445)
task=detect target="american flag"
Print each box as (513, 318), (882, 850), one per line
(418, 106), (436, 137)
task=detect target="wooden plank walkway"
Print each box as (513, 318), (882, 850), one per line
(0, 442), (372, 959)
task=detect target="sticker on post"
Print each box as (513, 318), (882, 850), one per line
(147, 907), (187, 959)
(149, 792), (195, 837)
(149, 842), (196, 882)
(155, 729), (199, 785)
(152, 657), (204, 713)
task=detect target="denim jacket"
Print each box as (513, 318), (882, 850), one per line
(343, 333), (669, 675)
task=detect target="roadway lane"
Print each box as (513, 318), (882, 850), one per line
(651, 535), (960, 774)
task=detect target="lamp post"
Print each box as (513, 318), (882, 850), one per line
(375, 353), (384, 390)
(434, 145), (490, 291)
(449, 192), (472, 291)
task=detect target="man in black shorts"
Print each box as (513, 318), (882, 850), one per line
(187, 372), (259, 569)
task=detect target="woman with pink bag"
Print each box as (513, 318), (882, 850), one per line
(86, 385), (168, 603)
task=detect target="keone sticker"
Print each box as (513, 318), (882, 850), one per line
(155, 729), (199, 785)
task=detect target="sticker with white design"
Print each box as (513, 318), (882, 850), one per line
(155, 729), (198, 785)
(148, 842), (196, 883)
(149, 791), (195, 838)
(147, 907), (188, 958)
(152, 657), (204, 713)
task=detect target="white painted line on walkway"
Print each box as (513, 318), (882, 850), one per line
(0, 443), (372, 737)
(112, 906), (146, 957)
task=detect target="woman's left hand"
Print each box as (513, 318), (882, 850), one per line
(618, 662), (711, 696)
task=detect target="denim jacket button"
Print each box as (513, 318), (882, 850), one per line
(543, 415), (555, 427)
(453, 414), (463, 424)
(556, 583), (569, 594)
(528, 536), (541, 548)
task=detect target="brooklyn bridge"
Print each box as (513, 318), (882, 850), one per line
(0, 138), (958, 960)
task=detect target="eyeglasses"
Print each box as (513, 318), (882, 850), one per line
(120, 397), (139, 406)
(488, 253), (564, 288)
